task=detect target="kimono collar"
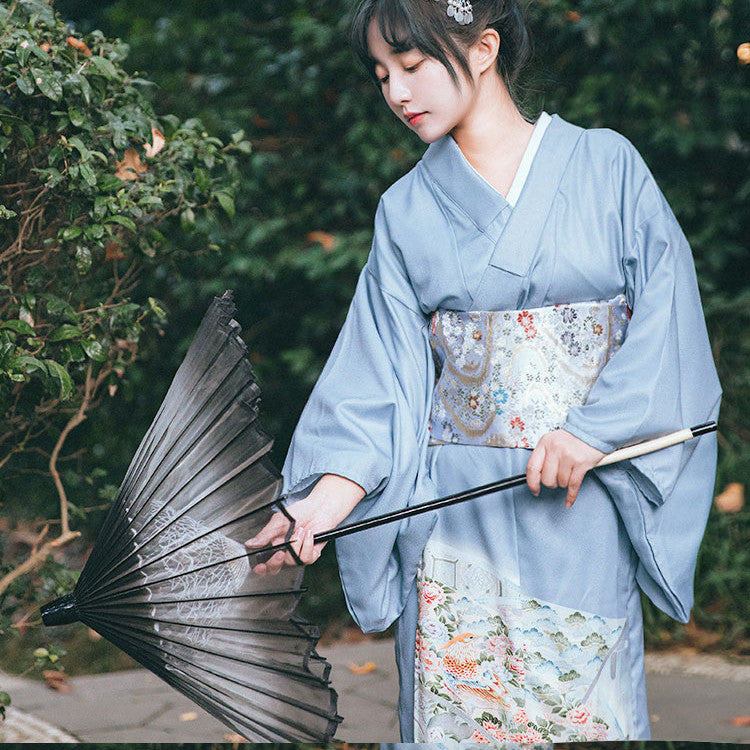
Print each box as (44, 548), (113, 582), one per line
(420, 114), (562, 232)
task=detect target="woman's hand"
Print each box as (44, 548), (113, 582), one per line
(245, 474), (365, 576)
(525, 429), (605, 508)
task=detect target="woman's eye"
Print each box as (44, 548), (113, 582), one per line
(378, 74), (389, 85)
(405, 61), (423, 72)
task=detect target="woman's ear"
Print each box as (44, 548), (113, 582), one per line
(472, 27), (501, 75)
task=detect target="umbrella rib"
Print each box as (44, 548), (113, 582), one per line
(83, 611), (331, 684)
(84, 613), (340, 737)
(78, 382), (266, 595)
(81, 580), (307, 606)
(79, 490), (281, 603)
(81, 343), (238, 563)
(84, 615), (289, 742)
(81, 609), (315, 638)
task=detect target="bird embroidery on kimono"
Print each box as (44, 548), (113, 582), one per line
(439, 632), (511, 709)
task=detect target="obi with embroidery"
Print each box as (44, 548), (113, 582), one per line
(428, 296), (629, 449)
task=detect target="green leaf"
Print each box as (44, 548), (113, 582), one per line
(88, 55), (118, 80)
(16, 72), (35, 96)
(48, 324), (83, 342)
(1, 320), (35, 335)
(62, 342), (85, 362)
(81, 338), (108, 362)
(13, 355), (46, 373)
(105, 215), (137, 232)
(194, 167), (211, 193)
(84, 224), (104, 241)
(67, 136), (89, 160)
(75, 245), (92, 275)
(68, 107), (85, 127)
(180, 207), (196, 229)
(98, 174), (124, 192)
(45, 360), (74, 400)
(79, 161), (96, 187)
(59, 225), (82, 241)
(31, 68), (63, 101)
(215, 190), (235, 218)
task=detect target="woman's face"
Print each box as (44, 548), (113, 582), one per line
(367, 19), (475, 143)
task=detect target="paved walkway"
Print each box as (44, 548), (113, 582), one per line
(2, 642), (749, 743)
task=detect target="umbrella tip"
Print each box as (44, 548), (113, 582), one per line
(40, 592), (79, 627)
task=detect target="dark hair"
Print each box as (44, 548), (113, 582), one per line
(349, 0), (533, 110)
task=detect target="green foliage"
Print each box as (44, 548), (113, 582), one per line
(0, 0), (250, 679)
(3, 0), (745, 662)
(0, 0), (249, 489)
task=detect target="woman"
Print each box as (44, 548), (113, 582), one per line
(247, 0), (720, 743)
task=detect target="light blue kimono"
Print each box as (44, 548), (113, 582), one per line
(281, 114), (721, 742)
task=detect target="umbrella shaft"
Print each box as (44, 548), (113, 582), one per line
(314, 473), (527, 544)
(313, 421), (717, 545)
(253, 421), (717, 558)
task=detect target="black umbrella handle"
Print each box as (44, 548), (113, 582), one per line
(249, 422), (716, 560)
(312, 421), (718, 545)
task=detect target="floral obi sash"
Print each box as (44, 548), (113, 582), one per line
(427, 296), (629, 449)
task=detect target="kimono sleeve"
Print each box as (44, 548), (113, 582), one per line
(563, 147), (721, 622)
(281, 199), (437, 633)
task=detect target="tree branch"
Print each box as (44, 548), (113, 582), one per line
(0, 530), (81, 597)
(48, 361), (94, 536)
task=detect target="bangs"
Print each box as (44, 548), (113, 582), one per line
(349, 0), (470, 87)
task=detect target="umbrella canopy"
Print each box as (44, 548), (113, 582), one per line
(41, 292), (341, 742)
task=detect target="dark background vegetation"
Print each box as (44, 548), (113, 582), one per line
(1, 0), (748, 677)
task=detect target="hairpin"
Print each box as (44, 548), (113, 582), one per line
(429, 0), (474, 26)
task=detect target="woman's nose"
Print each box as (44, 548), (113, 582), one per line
(387, 74), (411, 106)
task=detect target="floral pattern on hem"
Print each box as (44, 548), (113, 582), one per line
(414, 539), (634, 745)
(428, 296), (629, 448)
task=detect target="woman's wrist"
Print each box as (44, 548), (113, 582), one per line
(300, 473), (366, 528)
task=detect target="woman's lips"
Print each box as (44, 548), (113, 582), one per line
(406, 112), (426, 125)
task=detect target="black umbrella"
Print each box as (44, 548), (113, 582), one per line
(41, 291), (341, 742)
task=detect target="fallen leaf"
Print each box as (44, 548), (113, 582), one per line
(714, 482), (744, 513)
(223, 732), (249, 742)
(11, 610), (37, 637)
(115, 147), (147, 180)
(347, 660), (376, 675)
(566, 10), (582, 22)
(144, 125), (166, 157)
(105, 240), (126, 261)
(40, 42), (51, 53)
(179, 711), (198, 722)
(738, 43), (750, 65)
(305, 231), (337, 252)
(732, 716), (750, 727)
(66, 36), (92, 56)
(43, 670), (72, 693)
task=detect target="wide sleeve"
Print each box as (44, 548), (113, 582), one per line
(563, 147), (721, 622)
(281, 199), (438, 633)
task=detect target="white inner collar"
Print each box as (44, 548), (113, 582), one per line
(505, 111), (552, 207)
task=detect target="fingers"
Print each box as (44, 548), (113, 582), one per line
(245, 512), (290, 549)
(247, 516), (325, 577)
(525, 443), (545, 497)
(566, 467), (586, 509)
(526, 430), (604, 507)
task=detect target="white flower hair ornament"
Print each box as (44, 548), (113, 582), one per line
(429, 0), (474, 25)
